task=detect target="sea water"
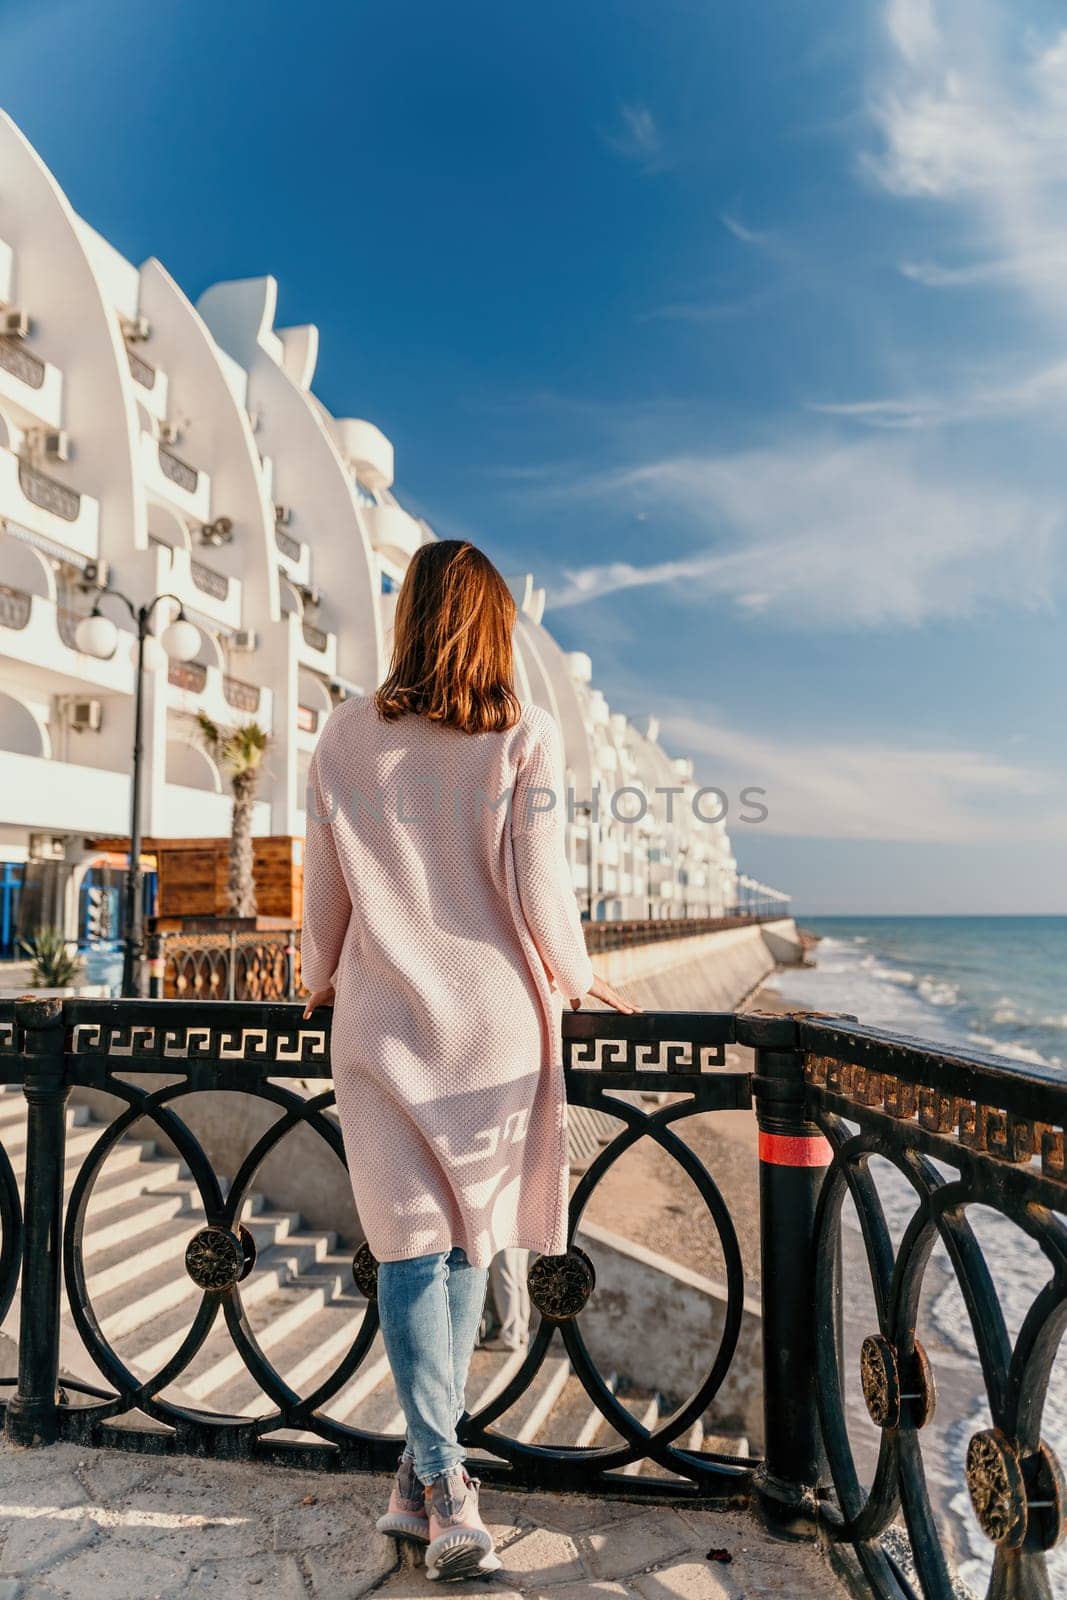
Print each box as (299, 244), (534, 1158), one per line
(767, 917), (1066, 1592)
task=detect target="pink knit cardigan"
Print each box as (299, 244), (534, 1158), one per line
(300, 697), (594, 1268)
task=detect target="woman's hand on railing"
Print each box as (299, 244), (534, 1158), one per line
(302, 985), (335, 1019)
(570, 974), (642, 1014)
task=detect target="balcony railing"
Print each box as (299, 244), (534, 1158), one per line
(125, 346), (156, 390)
(296, 703), (319, 734)
(167, 658), (207, 694)
(158, 444), (199, 494)
(584, 912), (782, 950)
(0, 582), (31, 630)
(17, 460), (80, 522)
(0, 335), (45, 391)
(222, 675), (261, 714)
(275, 525), (301, 562)
(190, 558), (230, 601)
(0, 997), (1061, 1598)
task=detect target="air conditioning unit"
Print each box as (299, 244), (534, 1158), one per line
(82, 558), (110, 590)
(43, 430), (71, 463)
(3, 308), (31, 339)
(300, 584), (323, 609)
(158, 419), (182, 445)
(121, 313), (151, 343)
(229, 628), (257, 653)
(70, 698), (103, 733)
(274, 504), (292, 526)
(200, 517), (234, 546)
(29, 832), (66, 862)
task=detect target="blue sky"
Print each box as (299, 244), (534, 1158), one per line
(5, 0), (1066, 912)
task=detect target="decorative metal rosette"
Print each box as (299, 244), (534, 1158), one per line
(352, 1240), (379, 1301)
(184, 1223), (256, 1292)
(527, 1246), (596, 1320)
(966, 1429), (1028, 1548)
(966, 1431), (1066, 1552)
(859, 1334), (935, 1431)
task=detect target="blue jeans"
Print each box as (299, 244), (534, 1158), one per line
(376, 1246), (489, 1484)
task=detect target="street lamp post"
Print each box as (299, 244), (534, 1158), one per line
(75, 589), (200, 997)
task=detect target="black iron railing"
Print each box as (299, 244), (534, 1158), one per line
(0, 999), (1062, 1600)
(584, 912), (787, 952)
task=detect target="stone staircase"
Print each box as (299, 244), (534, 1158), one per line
(0, 1087), (740, 1474)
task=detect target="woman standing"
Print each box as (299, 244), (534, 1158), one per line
(300, 540), (636, 1580)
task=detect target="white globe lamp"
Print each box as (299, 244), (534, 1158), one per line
(74, 611), (119, 659)
(161, 615), (201, 662)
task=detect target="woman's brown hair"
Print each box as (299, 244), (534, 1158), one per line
(375, 540), (521, 734)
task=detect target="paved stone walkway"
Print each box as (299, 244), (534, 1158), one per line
(0, 1440), (839, 1600)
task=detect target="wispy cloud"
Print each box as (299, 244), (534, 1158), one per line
(900, 247), (1067, 288)
(865, 1), (1067, 319)
(656, 706), (1066, 843)
(721, 212), (770, 246)
(602, 103), (664, 168)
(808, 357), (1067, 428)
(539, 434), (1061, 625)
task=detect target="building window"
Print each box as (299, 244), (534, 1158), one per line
(0, 862), (24, 960)
(381, 572), (398, 594)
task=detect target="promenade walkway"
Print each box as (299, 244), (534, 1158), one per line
(0, 1438), (838, 1600)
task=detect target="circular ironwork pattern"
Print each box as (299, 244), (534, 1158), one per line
(352, 1241), (379, 1301)
(966, 1429), (1028, 1548)
(528, 1246), (596, 1320)
(185, 1224), (256, 1292)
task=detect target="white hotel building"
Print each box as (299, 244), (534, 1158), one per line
(0, 110), (760, 960)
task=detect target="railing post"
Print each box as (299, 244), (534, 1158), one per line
(6, 997), (69, 1446)
(744, 1011), (836, 1537)
(147, 931), (165, 999)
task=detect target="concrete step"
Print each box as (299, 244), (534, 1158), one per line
(97, 1220), (332, 1356)
(78, 1188), (266, 1262)
(6, 1126), (158, 1182)
(64, 1151), (189, 1218)
(180, 1263), (349, 1402)
(317, 1331), (394, 1428)
(0, 1101), (91, 1151)
(530, 1369), (625, 1451)
(475, 1350), (571, 1451)
(617, 1386), (661, 1476)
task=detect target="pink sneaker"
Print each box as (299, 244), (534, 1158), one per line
(375, 1452), (429, 1542)
(424, 1465), (501, 1581)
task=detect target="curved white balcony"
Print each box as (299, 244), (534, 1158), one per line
(0, 748), (130, 832)
(273, 521), (311, 587)
(0, 337), (64, 430)
(0, 586), (131, 693)
(295, 611), (337, 677)
(333, 418), (394, 490)
(166, 659), (274, 733)
(0, 446), (100, 560)
(141, 431), (211, 522)
(124, 344), (170, 422)
(157, 544), (243, 631)
(361, 502), (423, 564)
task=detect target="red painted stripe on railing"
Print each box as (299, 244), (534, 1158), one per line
(758, 1131), (833, 1168)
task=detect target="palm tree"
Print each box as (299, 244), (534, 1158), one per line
(196, 713), (271, 917)
(20, 925), (84, 989)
